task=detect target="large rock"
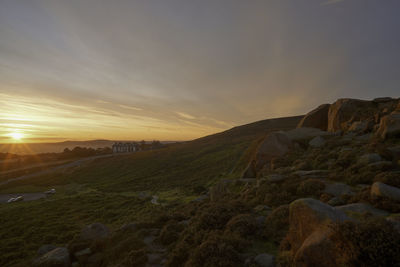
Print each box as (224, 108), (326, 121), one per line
(33, 247), (71, 267)
(335, 203), (389, 217)
(285, 127), (330, 142)
(309, 136), (326, 148)
(323, 183), (353, 197)
(327, 98), (374, 132)
(376, 112), (400, 139)
(286, 198), (349, 254)
(297, 104), (330, 131)
(254, 253), (275, 267)
(371, 182), (400, 202)
(80, 223), (110, 242)
(358, 153), (382, 165)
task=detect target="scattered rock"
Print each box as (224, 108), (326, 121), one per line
(371, 182), (400, 202)
(292, 170), (330, 178)
(37, 244), (57, 257)
(335, 203), (389, 217)
(323, 183), (353, 197)
(309, 136), (326, 148)
(80, 223), (110, 242)
(33, 247), (71, 267)
(74, 247), (92, 263)
(367, 161), (393, 171)
(327, 197), (345, 206)
(254, 253), (275, 267)
(297, 103), (330, 131)
(359, 153), (382, 165)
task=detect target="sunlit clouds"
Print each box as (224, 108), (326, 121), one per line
(0, 0), (399, 143)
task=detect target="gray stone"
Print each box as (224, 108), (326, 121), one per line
(336, 203), (389, 217)
(292, 170), (330, 178)
(74, 248), (92, 263)
(359, 153), (382, 165)
(285, 127), (331, 141)
(368, 161), (393, 171)
(309, 136), (326, 148)
(371, 182), (400, 202)
(33, 247), (71, 267)
(254, 253), (275, 267)
(323, 183), (353, 197)
(37, 244), (57, 257)
(327, 197), (344, 206)
(80, 223), (110, 242)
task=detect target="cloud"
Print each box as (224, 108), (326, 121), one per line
(118, 104), (143, 111)
(176, 112), (196, 120)
(321, 0), (346, 6)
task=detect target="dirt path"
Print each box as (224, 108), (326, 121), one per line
(0, 153), (132, 187)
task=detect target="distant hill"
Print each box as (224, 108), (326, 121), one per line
(0, 140), (116, 154)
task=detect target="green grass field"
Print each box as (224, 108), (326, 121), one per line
(0, 116), (301, 266)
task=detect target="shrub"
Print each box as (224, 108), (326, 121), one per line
(187, 232), (245, 267)
(160, 220), (184, 246)
(264, 205), (289, 243)
(330, 218), (400, 266)
(225, 214), (258, 237)
(297, 179), (325, 197)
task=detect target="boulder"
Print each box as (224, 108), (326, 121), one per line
(376, 112), (400, 139)
(37, 244), (57, 257)
(254, 253), (276, 267)
(371, 182), (400, 202)
(309, 136), (326, 148)
(327, 98), (374, 132)
(293, 228), (337, 267)
(335, 203), (389, 217)
(285, 127), (330, 142)
(254, 132), (293, 171)
(358, 153), (382, 165)
(80, 223), (110, 243)
(287, 198), (349, 254)
(297, 104), (330, 131)
(323, 183), (353, 197)
(33, 247), (71, 267)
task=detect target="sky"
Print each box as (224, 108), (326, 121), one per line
(0, 0), (399, 143)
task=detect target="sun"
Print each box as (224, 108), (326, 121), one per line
(10, 132), (24, 141)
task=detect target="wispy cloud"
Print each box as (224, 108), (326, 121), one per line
(118, 104), (143, 111)
(176, 112), (196, 120)
(321, 0), (346, 6)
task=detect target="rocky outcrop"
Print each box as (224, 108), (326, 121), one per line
(283, 198), (350, 266)
(371, 182), (400, 202)
(376, 112), (400, 139)
(285, 127), (330, 141)
(33, 247), (71, 267)
(297, 104), (330, 131)
(327, 98), (374, 132)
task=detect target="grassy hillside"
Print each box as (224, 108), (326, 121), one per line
(0, 116), (302, 266)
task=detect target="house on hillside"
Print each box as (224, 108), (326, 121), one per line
(112, 142), (139, 153)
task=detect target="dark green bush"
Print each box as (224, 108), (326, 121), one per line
(330, 217), (400, 266)
(264, 205), (289, 243)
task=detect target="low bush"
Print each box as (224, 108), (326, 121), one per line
(264, 205), (289, 244)
(330, 217), (400, 266)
